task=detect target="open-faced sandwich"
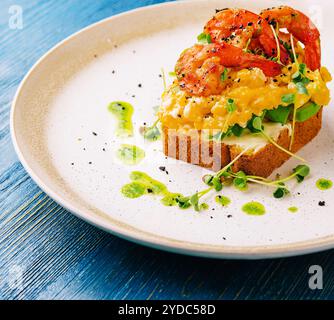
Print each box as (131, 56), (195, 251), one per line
(158, 6), (331, 178)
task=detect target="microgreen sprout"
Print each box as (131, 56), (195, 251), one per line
(140, 118), (161, 141)
(288, 62), (311, 149)
(273, 183), (290, 199)
(243, 37), (252, 53)
(270, 24), (282, 65)
(281, 93), (296, 104)
(291, 63), (310, 95)
(176, 186), (213, 212)
(161, 68), (167, 90)
(231, 124), (244, 137)
(221, 68), (228, 81)
(197, 32), (212, 44)
(290, 33), (298, 65)
(226, 98), (237, 113)
(233, 171), (248, 191)
(250, 116), (306, 162)
(222, 99), (237, 132)
(202, 162), (310, 200)
(295, 82), (309, 95)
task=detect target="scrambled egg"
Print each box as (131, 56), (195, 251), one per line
(159, 64), (331, 132)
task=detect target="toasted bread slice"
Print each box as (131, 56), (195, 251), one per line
(162, 109), (322, 178)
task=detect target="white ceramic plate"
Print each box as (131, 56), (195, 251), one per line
(11, 0), (334, 259)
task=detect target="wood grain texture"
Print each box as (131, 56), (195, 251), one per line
(1, 0), (334, 300)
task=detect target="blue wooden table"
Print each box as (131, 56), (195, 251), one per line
(1, 0), (334, 300)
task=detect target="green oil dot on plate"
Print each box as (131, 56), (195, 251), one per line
(288, 206), (298, 213)
(215, 195), (231, 207)
(116, 144), (145, 165)
(160, 192), (183, 207)
(121, 171), (194, 209)
(121, 182), (147, 199)
(242, 201), (266, 216)
(129, 171), (167, 195)
(108, 101), (134, 137)
(121, 171), (169, 198)
(316, 178), (333, 191)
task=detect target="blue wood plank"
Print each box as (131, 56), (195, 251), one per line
(1, 0), (334, 300)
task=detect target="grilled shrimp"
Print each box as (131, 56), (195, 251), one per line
(204, 8), (290, 64)
(260, 6), (321, 70)
(175, 43), (282, 96)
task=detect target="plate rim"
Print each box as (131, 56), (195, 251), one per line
(10, 0), (334, 259)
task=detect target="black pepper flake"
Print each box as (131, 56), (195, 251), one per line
(89, 162), (92, 164)
(159, 166), (166, 172)
(222, 237), (226, 240)
(102, 148), (106, 152)
(147, 189), (153, 193)
(215, 8), (228, 13)
(71, 163), (74, 166)
(319, 201), (326, 207)
(92, 132), (98, 136)
(112, 70), (115, 74)
(273, 79), (278, 82)
(159, 74), (162, 78)
(227, 215), (232, 218)
(288, 66), (293, 71)
(138, 83), (142, 88)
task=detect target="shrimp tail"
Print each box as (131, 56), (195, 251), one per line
(305, 39), (321, 71)
(218, 43), (282, 77)
(260, 6), (321, 70)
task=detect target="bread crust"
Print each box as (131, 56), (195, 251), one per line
(162, 109), (323, 178)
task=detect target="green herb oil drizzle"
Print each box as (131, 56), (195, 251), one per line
(288, 206), (298, 213)
(121, 171), (209, 211)
(116, 144), (145, 165)
(316, 178), (333, 191)
(242, 202), (266, 216)
(215, 195), (231, 207)
(108, 101), (134, 137)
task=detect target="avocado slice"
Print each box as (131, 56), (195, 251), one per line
(296, 102), (321, 122)
(266, 105), (293, 125)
